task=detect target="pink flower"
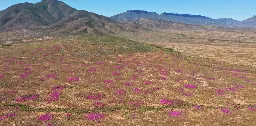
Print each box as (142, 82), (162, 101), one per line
(88, 67), (97, 73)
(161, 77), (167, 80)
(129, 101), (142, 107)
(248, 105), (256, 111)
(143, 90), (152, 94)
(40, 77), (47, 81)
(47, 92), (60, 102)
(6, 90), (18, 95)
(24, 67), (32, 71)
(226, 87), (236, 92)
(52, 85), (65, 91)
(184, 84), (197, 89)
(207, 77), (216, 80)
(194, 105), (204, 110)
(115, 89), (126, 95)
(152, 87), (161, 92)
(144, 81), (152, 85)
(104, 80), (113, 84)
(112, 72), (120, 76)
(68, 77), (80, 82)
(124, 82), (132, 86)
(38, 113), (53, 121)
(160, 71), (168, 76)
(46, 73), (57, 79)
(0, 113), (15, 120)
(86, 93), (103, 100)
(96, 61), (104, 65)
(183, 92), (193, 97)
(131, 74), (138, 80)
(81, 63), (88, 67)
(216, 89), (225, 96)
(93, 102), (104, 108)
(235, 84), (245, 89)
(133, 88), (142, 93)
(169, 111), (182, 117)
(233, 73), (240, 76)
(20, 73), (29, 79)
(66, 113), (71, 118)
(16, 94), (39, 102)
(86, 113), (104, 121)
(221, 107), (231, 114)
(0, 75), (4, 79)
(160, 98), (173, 105)
(175, 70), (183, 73)
(130, 113), (137, 118)
(115, 65), (123, 69)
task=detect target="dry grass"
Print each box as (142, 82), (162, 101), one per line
(157, 42), (256, 68)
(117, 28), (256, 68)
(0, 34), (256, 126)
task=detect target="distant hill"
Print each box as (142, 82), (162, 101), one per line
(133, 18), (206, 30)
(0, 0), (145, 34)
(111, 10), (256, 28)
(111, 10), (160, 22)
(240, 15), (256, 28)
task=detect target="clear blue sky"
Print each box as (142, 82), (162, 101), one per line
(0, 0), (255, 21)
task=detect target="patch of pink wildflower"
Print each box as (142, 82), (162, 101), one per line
(15, 94), (39, 102)
(216, 89), (226, 96)
(0, 113), (16, 120)
(144, 81), (152, 85)
(86, 113), (105, 121)
(124, 82), (132, 86)
(160, 98), (173, 105)
(38, 113), (53, 121)
(52, 85), (65, 91)
(0, 75), (4, 79)
(46, 73), (57, 79)
(169, 111), (182, 117)
(104, 79), (113, 84)
(92, 102), (105, 108)
(47, 91), (60, 103)
(86, 93), (103, 100)
(221, 107), (232, 114)
(184, 84), (197, 89)
(67, 77), (80, 82)
(115, 89), (126, 95)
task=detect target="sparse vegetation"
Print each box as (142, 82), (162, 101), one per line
(1, 34), (256, 126)
(1, 0), (256, 126)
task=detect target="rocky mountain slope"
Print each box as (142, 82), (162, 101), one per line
(0, 0), (145, 34)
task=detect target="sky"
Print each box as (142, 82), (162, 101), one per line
(0, 0), (255, 21)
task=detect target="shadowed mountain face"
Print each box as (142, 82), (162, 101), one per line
(111, 10), (256, 28)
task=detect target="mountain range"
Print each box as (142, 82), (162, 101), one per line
(0, 0), (146, 34)
(0, 0), (256, 33)
(111, 10), (256, 28)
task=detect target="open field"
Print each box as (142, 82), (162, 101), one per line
(157, 42), (256, 68)
(117, 29), (256, 68)
(1, 35), (256, 126)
